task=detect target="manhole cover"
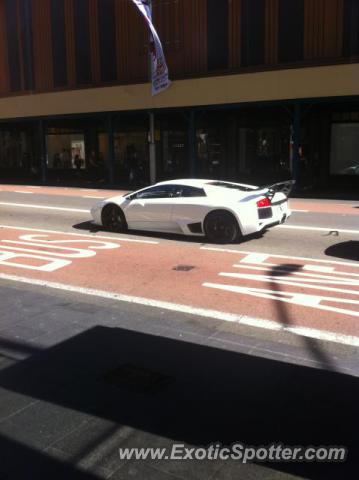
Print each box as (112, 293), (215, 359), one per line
(173, 265), (195, 271)
(100, 363), (172, 394)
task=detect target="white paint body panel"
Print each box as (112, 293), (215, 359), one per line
(91, 179), (292, 240)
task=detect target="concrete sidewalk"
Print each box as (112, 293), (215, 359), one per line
(0, 280), (357, 479)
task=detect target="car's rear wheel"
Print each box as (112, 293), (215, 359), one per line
(101, 204), (127, 232)
(204, 210), (240, 244)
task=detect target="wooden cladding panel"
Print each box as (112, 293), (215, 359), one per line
(115, 0), (147, 83)
(265, 0), (278, 64)
(0, 0), (9, 94)
(323, 0), (343, 57)
(64, 0), (76, 86)
(153, 0), (185, 76)
(304, 0), (343, 59)
(229, 0), (241, 69)
(89, 0), (101, 83)
(183, 0), (207, 73)
(32, 0), (53, 91)
(16, 0), (25, 90)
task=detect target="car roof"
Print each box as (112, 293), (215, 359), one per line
(155, 179), (209, 188)
(155, 178), (257, 191)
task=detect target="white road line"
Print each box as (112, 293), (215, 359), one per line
(232, 263), (359, 278)
(0, 272), (358, 348)
(83, 195), (105, 199)
(290, 209), (309, 213)
(201, 246), (359, 268)
(0, 202), (88, 213)
(204, 282), (359, 319)
(219, 271), (359, 294)
(14, 191), (33, 194)
(0, 224), (159, 244)
(276, 224), (359, 234)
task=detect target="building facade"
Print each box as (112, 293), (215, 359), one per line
(0, 0), (358, 191)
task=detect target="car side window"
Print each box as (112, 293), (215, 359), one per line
(177, 186), (206, 197)
(135, 185), (176, 200)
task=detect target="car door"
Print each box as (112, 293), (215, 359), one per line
(169, 185), (209, 231)
(123, 185), (176, 231)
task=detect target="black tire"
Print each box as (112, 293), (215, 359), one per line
(101, 204), (127, 232)
(204, 210), (240, 244)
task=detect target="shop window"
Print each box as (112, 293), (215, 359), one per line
(161, 130), (187, 179)
(46, 131), (86, 170)
(330, 123), (359, 175)
(0, 128), (39, 178)
(114, 131), (148, 185)
(197, 128), (224, 179)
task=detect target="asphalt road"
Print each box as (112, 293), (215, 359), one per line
(0, 184), (358, 480)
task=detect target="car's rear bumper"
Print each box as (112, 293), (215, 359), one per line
(258, 202), (291, 231)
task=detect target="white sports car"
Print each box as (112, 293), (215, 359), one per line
(91, 179), (293, 243)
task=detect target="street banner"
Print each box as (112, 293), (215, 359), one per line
(130, 0), (171, 95)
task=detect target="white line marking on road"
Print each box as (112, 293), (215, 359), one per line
(232, 263), (359, 278)
(83, 195), (105, 199)
(0, 224), (159, 244)
(290, 209), (309, 213)
(80, 189), (98, 192)
(276, 224), (359, 234)
(201, 246), (359, 268)
(240, 253), (269, 264)
(204, 282), (359, 318)
(219, 271), (359, 293)
(0, 202), (88, 213)
(0, 273), (358, 347)
(14, 191), (33, 194)
(303, 265), (334, 273)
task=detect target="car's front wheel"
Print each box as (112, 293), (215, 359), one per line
(204, 210), (240, 244)
(101, 204), (127, 232)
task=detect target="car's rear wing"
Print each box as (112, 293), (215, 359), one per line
(255, 180), (296, 199)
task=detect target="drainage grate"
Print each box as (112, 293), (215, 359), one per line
(173, 265), (195, 272)
(100, 363), (173, 394)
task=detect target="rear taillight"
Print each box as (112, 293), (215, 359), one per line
(256, 197), (271, 208)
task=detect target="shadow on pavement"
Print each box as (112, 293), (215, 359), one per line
(0, 435), (101, 480)
(325, 241), (359, 262)
(0, 326), (357, 479)
(269, 264), (337, 372)
(72, 221), (266, 245)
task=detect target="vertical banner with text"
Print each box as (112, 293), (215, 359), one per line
(131, 0), (171, 95)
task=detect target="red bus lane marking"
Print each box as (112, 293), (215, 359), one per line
(0, 232), (120, 272)
(203, 252), (359, 318)
(1, 227), (359, 340)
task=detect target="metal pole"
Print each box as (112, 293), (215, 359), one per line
(292, 102), (301, 188)
(149, 112), (156, 184)
(188, 109), (196, 177)
(148, 0), (156, 184)
(107, 113), (115, 185)
(38, 120), (47, 184)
